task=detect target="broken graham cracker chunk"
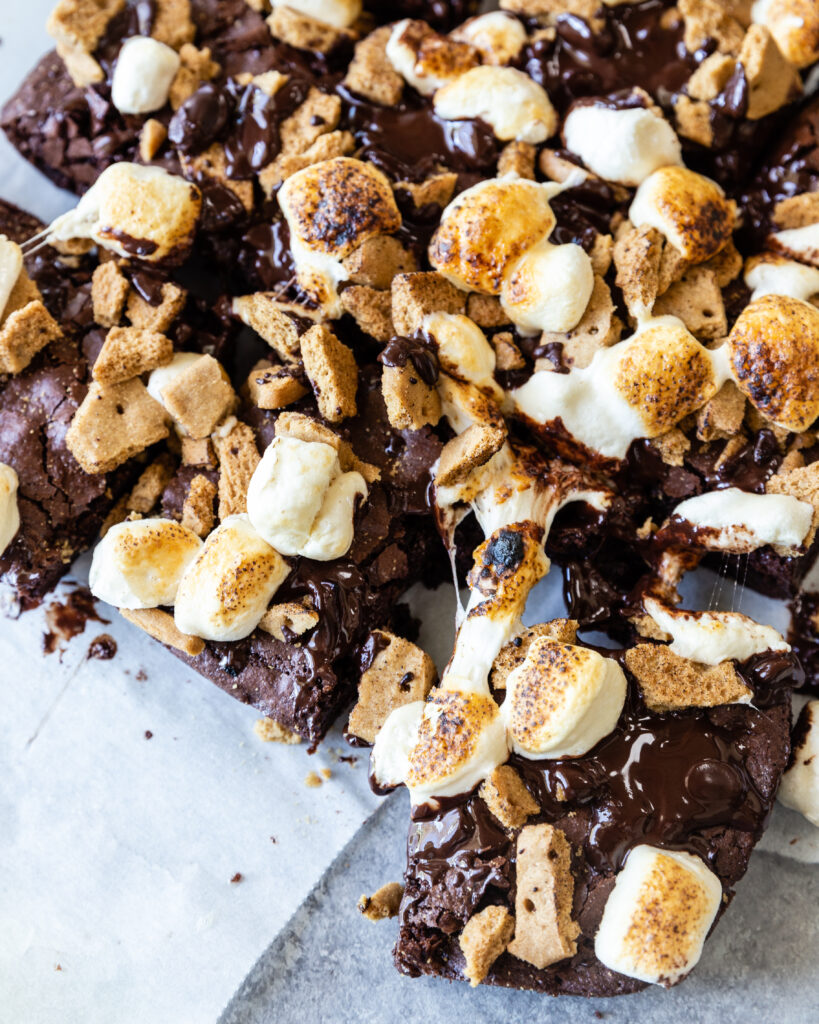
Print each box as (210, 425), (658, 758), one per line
(181, 436), (216, 467)
(246, 360), (308, 410)
(381, 363), (441, 431)
(467, 294), (510, 330)
(300, 324), (358, 423)
(258, 599), (319, 641)
(395, 172), (459, 212)
(65, 379), (169, 474)
(212, 421), (260, 519)
(391, 272), (467, 337)
(181, 473), (217, 537)
(150, 0), (196, 50)
(624, 644), (752, 712)
(652, 266), (727, 340)
(507, 824), (580, 970)
(91, 261), (129, 327)
(480, 765), (539, 830)
(490, 619), (579, 690)
(347, 631), (437, 745)
(344, 26), (404, 106)
(140, 118), (168, 163)
(92, 326), (173, 385)
(358, 882), (404, 922)
(169, 44), (220, 110)
(274, 411), (379, 483)
(253, 718), (301, 744)
(498, 140), (537, 180)
(340, 287), (394, 342)
(126, 281), (187, 332)
(259, 131), (355, 194)
(491, 332), (525, 371)
(47, 0), (124, 87)
(161, 354), (237, 438)
(540, 275), (621, 371)
(120, 607), (205, 657)
(232, 293), (306, 363)
(342, 236), (417, 291)
(266, 5), (347, 52)
(128, 454), (176, 514)
(0, 300), (63, 374)
(739, 24), (801, 121)
(459, 906), (515, 988)
(696, 380), (745, 441)
(179, 145), (253, 213)
(435, 423), (506, 488)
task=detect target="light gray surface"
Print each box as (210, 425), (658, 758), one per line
(220, 793), (819, 1024)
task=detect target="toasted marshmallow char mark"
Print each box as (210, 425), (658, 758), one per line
(174, 515), (290, 642)
(89, 518), (203, 610)
(644, 597), (789, 667)
(48, 163), (201, 263)
(745, 254), (819, 302)
(111, 37), (180, 115)
(595, 846), (722, 987)
(0, 236), (23, 318)
(271, 0), (362, 29)
(778, 700), (819, 826)
(503, 639), (627, 758)
(0, 463), (20, 556)
(451, 12), (527, 65)
(247, 436), (366, 561)
(671, 487), (813, 554)
(434, 67), (557, 144)
(563, 104), (682, 186)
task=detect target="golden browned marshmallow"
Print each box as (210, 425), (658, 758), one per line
(429, 178), (557, 294)
(751, 0), (819, 67)
(726, 294), (819, 432)
(270, 0), (361, 29)
(629, 167), (734, 263)
(385, 19), (479, 96)
(0, 463), (20, 556)
(452, 12), (527, 65)
(423, 312), (497, 388)
(277, 158), (401, 317)
(500, 238), (594, 334)
(433, 67), (557, 144)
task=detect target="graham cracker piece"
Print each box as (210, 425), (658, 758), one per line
(696, 381), (746, 441)
(502, 0), (602, 28)
(395, 172), (459, 211)
(625, 644), (752, 711)
(232, 293), (304, 362)
(652, 266), (727, 339)
(258, 599), (319, 641)
(340, 286), (394, 342)
(657, 240), (691, 295)
(767, 462), (819, 547)
(259, 131), (355, 194)
(281, 87), (342, 154)
(650, 428), (691, 467)
(381, 363), (441, 431)
(542, 275), (621, 370)
(614, 224), (663, 320)
(213, 421), (260, 519)
(773, 192), (819, 231)
(151, 0), (196, 50)
(740, 24), (802, 120)
(391, 272), (467, 336)
(91, 261), (129, 327)
(467, 294), (510, 329)
(253, 718), (302, 744)
(47, 0), (124, 87)
(491, 620), (578, 690)
(0, 300), (62, 374)
(179, 144), (253, 212)
(344, 26), (404, 106)
(678, 0), (745, 55)
(2, 267), (41, 322)
(507, 824), (580, 970)
(590, 233), (614, 277)
(687, 52), (738, 100)
(92, 326), (173, 385)
(459, 906), (515, 988)
(181, 473), (217, 537)
(126, 281), (187, 332)
(342, 236), (417, 290)
(246, 360), (308, 409)
(160, 355), (237, 438)
(139, 119), (168, 163)
(169, 44), (220, 110)
(347, 630), (437, 744)
(65, 379), (169, 474)
(491, 332), (525, 371)
(300, 324), (358, 422)
(274, 411), (379, 482)
(702, 238), (743, 287)
(127, 454), (176, 514)
(479, 765), (539, 830)
(498, 141), (537, 180)
(674, 95), (714, 148)
(120, 607), (205, 657)
(357, 882), (404, 922)
(435, 423), (506, 488)
(539, 148), (583, 184)
(181, 436), (216, 467)
(266, 6), (344, 52)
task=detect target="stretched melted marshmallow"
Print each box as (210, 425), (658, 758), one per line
(451, 12), (527, 65)
(89, 518), (203, 610)
(502, 639), (627, 758)
(595, 846), (722, 987)
(671, 487), (813, 553)
(247, 435), (366, 561)
(778, 700), (819, 826)
(563, 104), (682, 186)
(111, 36), (180, 115)
(0, 463), (20, 556)
(644, 597), (790, 666)
(745, 253), (819, 302)
(0, 236), (23, 318)
(174, 514), (290, 642)
(434, 67), (557, 144)
(271, 0), (361, 29)
(500, 238), (594, 334)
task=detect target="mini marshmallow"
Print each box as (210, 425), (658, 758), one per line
(778, 700), (819, 826)
(751, 0), (819, 68)
(174, 514), (290, 642)
(745, 253), (819, 302)
(433, 67), (557, 144)
(247, 435), (367, 561)
(271, 0), (361, 29)
(111, 36), (180, 115)
(644, 597), (790, 667)
(422, 312), (496, 388)
(385, 19), (478, 97)
(501, 239), (594, 335)
(595, 846), (722, 987)
(0, 236), (23, 318)
(451, 12), (527, 65)
(629, 167), (734, 263)
(0, 463), (20, 556)
(563, 104), (682, 186)
(671, 487), (813, 554)
(89, 518), (203, 610)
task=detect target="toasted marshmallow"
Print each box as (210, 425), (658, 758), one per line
(111, 36), (180, 115)
(563, 104), (682, 186)
(174, 515), (290, 642)
(451, 12), (527, 65)
(247, 435), (366, 561)
(501, 239), (594, 335)
(503, 639), (627, 758)
(434, 67), (557, 144)
(778, 700), (819, 825)
(771, 222), (819, 267)
(429, 177), (557, 294)
(726, 294), (819, 432)
(644, 597), (790, 667)
(386, 19), (478, 96)
(370, 701), (425, 790)
(422, 312), (496, 387)
(271, 0), (361, 29)
(671, 488), (813, 554)
(745, 252), (819, 302)
(48, 163), (201, 264)
(629, 167), (734, 263)
(751, 0), (819, 68)
(278, 158), (401, 317)
(595, 846), (722, 987)
(0, 463), (20, 556)
(89, 518), (203, 610)
(0, 236), (23, 319)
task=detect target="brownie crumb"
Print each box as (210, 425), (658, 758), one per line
(87, 634), (117, 660)
(230, 872), (243, 884)
(144, 731), (153, 740)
